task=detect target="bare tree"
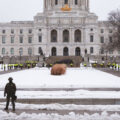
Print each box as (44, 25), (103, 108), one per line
(106, 9), (120, 50)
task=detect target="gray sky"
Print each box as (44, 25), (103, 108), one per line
(0, 0), (120, 22)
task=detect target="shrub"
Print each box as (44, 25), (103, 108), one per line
(84, 64), (87, 67)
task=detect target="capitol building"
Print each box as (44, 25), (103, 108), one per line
(0, 0), (119, 64)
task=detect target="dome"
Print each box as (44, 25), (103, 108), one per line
(44, 0), (89, 12)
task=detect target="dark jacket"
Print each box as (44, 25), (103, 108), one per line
(4, 82), (16, 96)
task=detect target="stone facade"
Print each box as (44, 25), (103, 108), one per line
(0, 0), (119, 63)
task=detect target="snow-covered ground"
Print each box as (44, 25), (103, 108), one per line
(1, 110), (120, 120)
(1, 90), (120, 99)
(0, 67), (120, 89)
(1, 103), (120, 120)
(1, 102), (120, 111)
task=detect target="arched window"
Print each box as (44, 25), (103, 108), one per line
(90, 47), (94, 54)
(51, 47), (57, 56)
(28, 48), (32, 56)
(55, 0), (58, 5)
(63, 30), (69, 42)
(75, 0), (78, 5)
(75, 47), (81, 56)
(51, 30), (57, 42)
(2, 48), (5, 55)
(63, 47), (69, 56)
(10, 48), (14, 55)
(75, 30), (81, 42)
(19, 48), (23, 55)
(64, 0), (68, 4)
(38, 47), (43, 55)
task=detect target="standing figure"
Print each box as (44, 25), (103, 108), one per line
(4, 77), (16, 111)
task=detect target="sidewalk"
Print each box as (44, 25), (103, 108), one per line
(97, 68), (120, 77)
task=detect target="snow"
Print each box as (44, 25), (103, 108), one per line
(0, 110), (120, 120)
(1, 90), (120, 99)
(0, 67), (120, 89)
(1, 102), (120, 112)
(1, 102), (120, 119)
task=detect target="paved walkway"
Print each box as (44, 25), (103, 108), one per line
(1, 98), (120, 105)
(97, 68), (120, 78)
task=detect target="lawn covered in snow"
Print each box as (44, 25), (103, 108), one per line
(0, 67), (120, 89)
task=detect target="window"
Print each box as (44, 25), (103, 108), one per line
(20, 29), (23, 34)
(11, 29), (14, 34)
(55, 0), (58, 5)
(90, 47), (94, 54)
(64, 0), (68, 4)
(109, 29), (113, 33)
(75, 30), (81, 42)
(11, 36), (14, 43)
(19, 36), (23, 43)
(39, 36), (42, 42)
(118, 50), (120, 54)
(51, 47), (57, 56)
(75, 47), (81, 56)
(2, 36), (6, 44)
(63, 47), (69, 56)
(28, 37), (32, 43)
(90, 28), (93, 31)
(2, 30), (6, 34)
(28, 29), (32, 34)
(28, 48), (32, 56)
(10, 48), (14, 55)
(39, 29), (41, 32)
(75, 0), (78, 5)
(109, 50), (113, 54)
(109, 36), (113, 43)
(19, 48), (23, 55)
(101, 29), (104, 33)
(100, 36), (104, 43)
(2, 48), (5, 55)
(100, 48), (104, 54)
(90, 35), (94, 42)
(63, 30), (69, 42)
(51, 30), (57, 42)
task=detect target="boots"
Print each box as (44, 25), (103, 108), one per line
(13, 106), (15, 111)
(4, 107), (8, 110)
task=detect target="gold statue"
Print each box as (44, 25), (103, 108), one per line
(61, 4), (72, 11)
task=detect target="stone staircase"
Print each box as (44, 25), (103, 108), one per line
(46, 56), (82, 67)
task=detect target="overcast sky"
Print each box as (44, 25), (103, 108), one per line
(0, 0), (120, 22)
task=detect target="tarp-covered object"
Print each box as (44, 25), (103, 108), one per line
(51, 64), (67, 75)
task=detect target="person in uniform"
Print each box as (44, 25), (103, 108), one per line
(4, 77), (16, 111)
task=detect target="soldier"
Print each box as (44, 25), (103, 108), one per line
(4, 77), (16, 111)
